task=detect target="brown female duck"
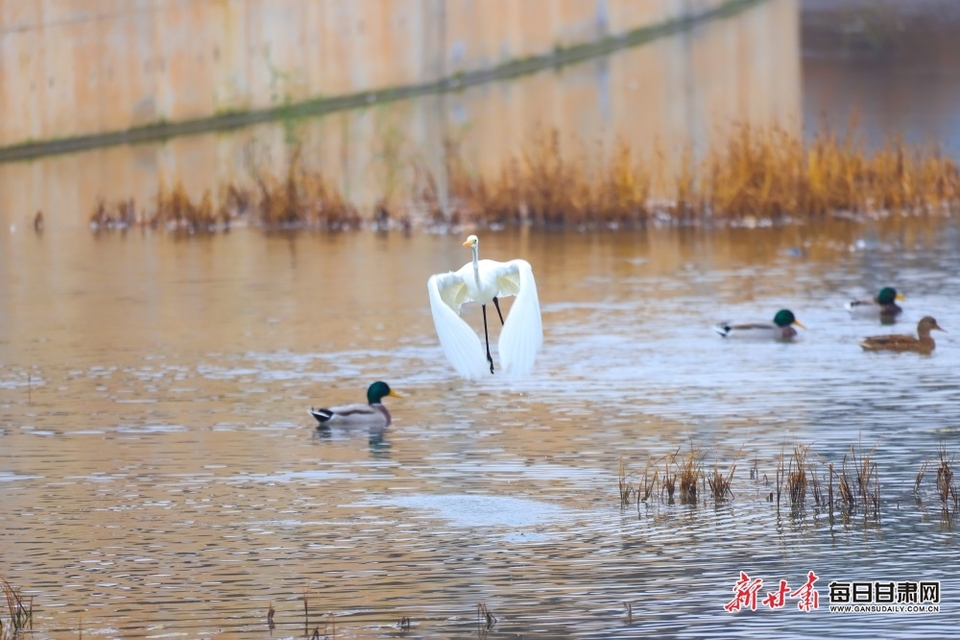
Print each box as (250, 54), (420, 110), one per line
(859, 316), (945, 354)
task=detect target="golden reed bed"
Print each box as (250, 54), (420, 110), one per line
(90, 123), (960, 233)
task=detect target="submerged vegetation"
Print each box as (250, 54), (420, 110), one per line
(90, 122), (960, 234)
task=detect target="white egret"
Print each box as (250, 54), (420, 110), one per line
(427, 235), (542, 378)
(309, 381), (400, 428)
(714, 309), (806, 340)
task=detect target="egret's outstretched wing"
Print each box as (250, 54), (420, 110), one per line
(496, 259), (543, 377)
(427, 272), (488, 379)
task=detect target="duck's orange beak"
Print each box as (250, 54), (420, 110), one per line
(792, 320), (807, 329)
(388, 389), (404, 398)
(896, 293), (906, 301)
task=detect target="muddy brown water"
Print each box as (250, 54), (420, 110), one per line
(2, 218), (960, 638)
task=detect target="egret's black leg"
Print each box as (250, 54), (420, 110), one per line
(482, 304), (495, 374)
(493, 297), (505, 326)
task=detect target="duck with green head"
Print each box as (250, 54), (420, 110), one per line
(845, 287), (904, 321)
(714, 309), (806, 341)
(860, 316), (945, 354)
(309, 381), (400, 428)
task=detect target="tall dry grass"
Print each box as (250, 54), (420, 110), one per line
(1, 578), (32, 635)
(419, 123), (959, 228)
(91, 147), (363, 233)
(92, 123), (960, 233)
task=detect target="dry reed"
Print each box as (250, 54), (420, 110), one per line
(1, 579), (33, 634)
(787, 444), (809, 509)
(915, 460), (929, 496)
(675, 446), (703, 505)
(618, 457), (633, 507)
(419, 122), (960, 229)
(935, 445), (959, 510)
(640, 460), (659, 504)
(809, 457), (824, 508)
(92, 147), (362, 233)
(477, 602), (497, 630)
(707, 447), (740, 503)
(661, 454), (677, 503)
(829, 440), (880, 519)
(92, 121), (960, 234)
(707, 462), (735, 502)
(302, 584), (310, 636)
(620, 439), (939, 526)
(251, 147), (361, 230)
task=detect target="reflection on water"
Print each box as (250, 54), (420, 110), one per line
(802, 0), (960, 156)
(2, 217), (960, 636)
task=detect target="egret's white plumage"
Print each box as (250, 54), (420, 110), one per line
(427, 235), (543, 379)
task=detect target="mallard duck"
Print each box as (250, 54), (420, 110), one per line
(859, 316), (945, 354)
(427, 234), (542, 378)
(845, 287), (904, 319)
(309, 381), (400, 428)
(714, 309), (806, 340)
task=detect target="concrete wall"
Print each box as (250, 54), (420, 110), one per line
(0, 0), (742, 148)
(0, 0), (801, 228)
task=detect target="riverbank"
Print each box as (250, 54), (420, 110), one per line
(89, 122), (959, 234)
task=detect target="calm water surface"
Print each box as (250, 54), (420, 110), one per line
(2, 218), (960, 638)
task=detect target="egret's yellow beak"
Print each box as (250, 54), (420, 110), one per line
(793, 320), (807, 329)
(389, 389), (404, 398)
(462, 240), (471, 246)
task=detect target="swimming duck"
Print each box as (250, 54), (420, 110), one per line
(859, 316), (945, 354)
(845, 287), (904, 320)
(714, 309), (806, 340)
(309, 381), (400, 428)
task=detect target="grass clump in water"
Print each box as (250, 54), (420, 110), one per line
(477, 602), (498, 630)
(624, 438), (896, 522)
(618, 457), (634, 507)
(935, 445), (958, 508)
(91, 183), (229, 233)
(1, 578), (33, 635)
(708, 457), (736, 503)
(250, 147), (362, 231)
(91, 147), (362, 233)
(675, 446), (702, 505)
(916, 444), (959, 516)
